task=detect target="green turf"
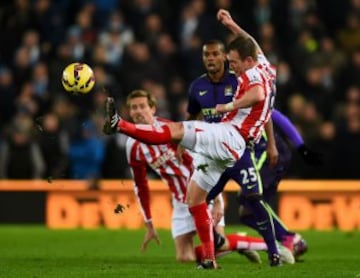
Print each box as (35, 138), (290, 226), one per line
(0, 226), (359, 277)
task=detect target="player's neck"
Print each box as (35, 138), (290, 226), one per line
(208, 70), (225, 83)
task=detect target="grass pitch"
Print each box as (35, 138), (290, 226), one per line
(0, 226), (359, 277)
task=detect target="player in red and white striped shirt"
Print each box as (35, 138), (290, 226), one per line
(124, 89), (273, 263)
(103, 15), (280, 267)
(125, 90), (196, 262)
(220, 53), (276, 142)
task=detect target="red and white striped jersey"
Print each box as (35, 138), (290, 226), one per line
(126, 117), (193, 222)
(222, 54), (276, 141)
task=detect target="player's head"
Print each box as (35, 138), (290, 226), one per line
(202, 40), (227, 75)
(126, 90), (157, 124)
(226, 35), (258, 76)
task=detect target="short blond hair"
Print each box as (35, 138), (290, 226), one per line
(126, 90), (157, 108)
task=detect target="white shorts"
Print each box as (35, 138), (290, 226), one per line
(171, 198), (225, 238)
(184, 122), (245, 192)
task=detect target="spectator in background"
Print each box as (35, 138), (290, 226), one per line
(21, 30), (42, 66)
(166, 76), (187, 121)
(0, 0), (359, 180)
(0, 114), (45, 179)
(12, 47), (32, 90)
(121, 0), (159, 38)
(154, 33), (182, 80)
(337, 48), (360, 99)
(142, 13), (164, 50)
(0, 67), (16, 130)
(141, 79), (170, 119)
(68, 118), (105, 180)
(15, 82), (40, 118)
(97, 11), (134, 69)
(332, 86), (360, 179)
(302, 64), (335, 120)
(37, 113), (69, 180)
(121, 42), (164, 92)
(31, 62), (51, 116)
(102, 132), (131, 179)
(32, 0), (66, 48)
(65, 26), (87, 62)
(336, 12), (360, 53)
(0, 0), (36, 65)
(275, 61), (299, 114)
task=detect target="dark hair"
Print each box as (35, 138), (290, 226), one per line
(227, 35), (257, 61)
(126, 89), (157, 108)
(203, 39), (226, 53)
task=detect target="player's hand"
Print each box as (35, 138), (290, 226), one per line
(211, 199), (224, 226)
(215, 103), (230, 113)
(141, 222), (160, 252)
(217, 9), (234, 27)
(266, 142), (279, 168)
(297, 144), (323, 166)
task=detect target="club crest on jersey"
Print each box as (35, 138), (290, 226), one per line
(224, 86), (233, 96)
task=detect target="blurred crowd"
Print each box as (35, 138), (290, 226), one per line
(0, 0), (359, 181)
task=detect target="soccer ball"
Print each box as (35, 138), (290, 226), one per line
(61, 62), (95, 94)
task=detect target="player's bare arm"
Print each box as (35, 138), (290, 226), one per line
(215, 85), (264, 113)
(217, 9), (263, 55)
(264, 119), (279, 168)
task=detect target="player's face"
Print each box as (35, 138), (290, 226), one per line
(202, 44), (226, 74)
(129, 97), (156, 124)
(227, 50), (250, 76)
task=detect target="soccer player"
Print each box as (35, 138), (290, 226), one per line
(104, 30), (279, 268)
(206, 109), (320, 258)
(123, 89), (290, 263)
(190, 10), (317, 259)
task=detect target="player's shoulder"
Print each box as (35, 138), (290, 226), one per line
(243, 66), (262, 83)
(257, 53), (272, 66)
(190, 73), (209, 86)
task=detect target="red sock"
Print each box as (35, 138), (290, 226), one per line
(118, 120), (172, 144)
(189, 203), (215, 261)
(195, 245), (203, 262)
(226, 234), (267, 251)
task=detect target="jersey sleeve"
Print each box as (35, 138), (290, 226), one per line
(187, 81), (201, 116)
(125, 138), (152, 223)
(271, 109), (304, 148)
(243, 68), (263, 91)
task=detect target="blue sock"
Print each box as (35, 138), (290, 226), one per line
(266, 203), (295, 241)
(240, 206), (295, 242)
(245, 199), (279, 257)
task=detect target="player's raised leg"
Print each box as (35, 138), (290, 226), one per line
(103, 97), (183, 145)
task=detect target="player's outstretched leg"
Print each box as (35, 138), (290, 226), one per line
(103, 97), (174, 144)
